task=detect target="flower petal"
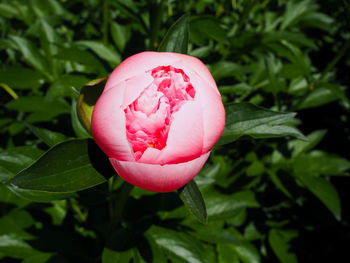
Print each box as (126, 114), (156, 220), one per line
(104, 52), (182, 92)
(121, 73), (154, 109)
(171, 62), (225, 153)
(138, 100), (204, 165)
(110, 152), (210, 192)
(179, 55), (220, 96)
(91, 83), (134, 161)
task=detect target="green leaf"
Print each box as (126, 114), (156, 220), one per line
(21, 253), (52, 263)
(0, 67), (43, 90)
(6, 187), (72, 203)
(0, 185), (31, 207)
(190, 16), (227, 44)
(27, 124), (68, 147)
(217, 244), (240, 263)
(8, 35), (49, 78)
(148, 226), (213, 263)
(295, 173), (341, 220)
(208, 61), (246, 82)
(102, 248), (133, 263)
(232, 242), (261, 263)
(289, 130), (327, 158)
(294, 150), (350, 177)
(0, 210), (34, 239)
(0, 3), (19, 18)
(75, 40), (121, 68)
(55, 46), (107, 75)
(7, 139), (113, 202)
(178, 180), (207, 224)
(269, 229), (298, 263)
(0, 146), (44, 180)
(218, 103), (307, 145)
(102, 227), (136, 263)
(205, 192), (247, 220)
(158, 13), (189, 54)
(110, 22), (130, 52)
(297, 84), (347, 109)
(46, 75), (90, 99)
(6, 96), (70, 115)
(0, 235), (38, 259)
(281, 0), (318, 30)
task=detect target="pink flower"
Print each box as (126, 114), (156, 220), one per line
(91, 52), (225, 192)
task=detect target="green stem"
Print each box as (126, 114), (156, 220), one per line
(108, 181), (133, 233)
(0, 83), (18, 100)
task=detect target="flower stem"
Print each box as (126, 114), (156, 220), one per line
(108, 181), (133, 232)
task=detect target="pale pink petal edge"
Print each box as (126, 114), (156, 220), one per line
(110, 152), (210, 192)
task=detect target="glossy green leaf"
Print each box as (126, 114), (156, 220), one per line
(46, 75), (90, 99)
(27, 124), (68, 147)
(232, 242), (261, 263)
(209, 61), (246, 82)
(148, 226), (212, 263)
(7, 139), (113, 202)
(8, 35), (49, 77)
(178, 180), (207, 224)
(0, 210), (34, 239)
(0, 3), (19, 18)
(218, 103), (307, 145)
(158, 14), (189, 54)
(205, 193), (246, 220)
(6, 96), (70, 115)
(0, 235), (38, 259)
(55, 46), (107, 75)
(0, 67), (43, 90)
(297, 84), (347, 109)
(0, 146), (44, 180)
(102, 248), (133, 263)
(190, 16), (227, 44)
(295, 173), (341, 220)
(75, 40), (121, 68)
(269, 229), (298, 263)
(0, 184), (31, 207)
(289, 129), (327, 158)
(217, 243), (240, 263)
(281, 0), (318, 30)
(110, 22), (130, 52)
(294, 150), (350, 176)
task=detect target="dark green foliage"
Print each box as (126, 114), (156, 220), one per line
(0, 0), (349, 262)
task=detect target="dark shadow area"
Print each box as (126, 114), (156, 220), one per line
(87, 139), (115, 180)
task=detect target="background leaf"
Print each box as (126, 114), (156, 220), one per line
(158, 14), (189, 54)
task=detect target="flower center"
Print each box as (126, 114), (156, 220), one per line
(124, 66), (195, 160)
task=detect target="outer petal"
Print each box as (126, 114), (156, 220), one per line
(110, 152), (210, 192)
(170, 62), (225, 153)
(91, 83), (134, 161)
(138, 100), (204, 165)
(178, 54), (220, 96)
(104, 52), (183, 92)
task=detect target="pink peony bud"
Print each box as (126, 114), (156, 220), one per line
(91, 52), (225, 192)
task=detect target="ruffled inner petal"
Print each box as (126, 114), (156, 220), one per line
(124, 65), (200, 163)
